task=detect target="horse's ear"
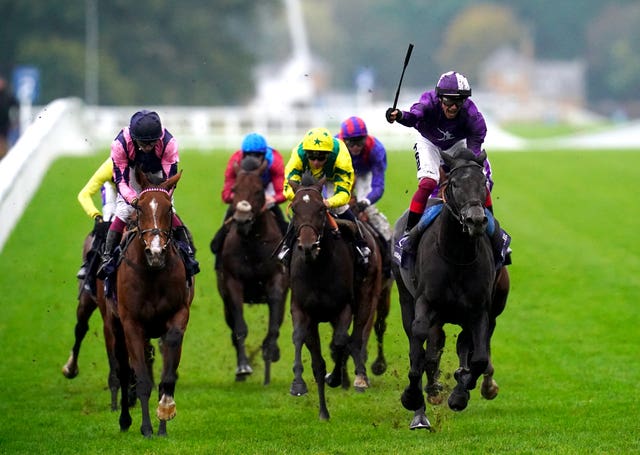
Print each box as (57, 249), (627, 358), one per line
(136, 166), (152, 189)
(439, 150), (455, 169)
(257, 157), (268, 174)
(476, 149), (487, 164)
(289, 179), (300, 193)
(317, 176), (326, 190)
(161, 170), (183, 191)
(233, 160), (241, 175)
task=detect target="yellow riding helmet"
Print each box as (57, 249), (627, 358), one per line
(302, 127), (334, 152)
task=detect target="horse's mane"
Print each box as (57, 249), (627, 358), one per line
(240, 156), (263, 172)
(450, 147), (478, 163)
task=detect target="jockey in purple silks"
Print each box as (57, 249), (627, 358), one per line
(97, 110), (199, 279)
(386, 71), (510, 269)
(335, 116), (392, 242)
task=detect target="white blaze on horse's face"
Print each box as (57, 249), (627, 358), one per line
(303, 194), (310, 203)
(149, 197), (163, 254)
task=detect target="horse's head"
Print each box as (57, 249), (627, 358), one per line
(289, 172), (327, 262)
(135, 168), (182, 268)
(231, 156), (268, 235)
(440, 148), (488, 237)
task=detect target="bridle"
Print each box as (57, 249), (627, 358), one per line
(135, 187), (174, 249)
(442, 162), (486, 233)
(292, 186), (327, 248)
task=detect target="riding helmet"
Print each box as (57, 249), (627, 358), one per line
(241, 133), (268, 154)
(435, 71), (472, 98)
(130, 110), (163, 141)
(339, 116), (368, 139)
(302, 127), (334, 152)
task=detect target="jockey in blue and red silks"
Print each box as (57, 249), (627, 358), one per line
(386, 71), (510, 269)
(335, 116), (392, 242)
(97, 109), (199, 279)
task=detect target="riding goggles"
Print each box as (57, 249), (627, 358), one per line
(307, 151), (329, 162)
(344, 136), (366, 147)
(440, 96), (465, 107)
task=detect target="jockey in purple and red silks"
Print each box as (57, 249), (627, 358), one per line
(97, 109), (199, 279)
(386, 71), (510, 269)
(335, 116), (392, 241)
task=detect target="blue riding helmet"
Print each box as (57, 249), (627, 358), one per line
(241, 133), (268, 154)
(340, 116), (368, 139)
(130, 110), (163, 141)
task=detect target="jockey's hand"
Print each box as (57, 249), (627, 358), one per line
(385, 108), (401, 123)
(130, 198), (138, 208)
(356, 199), (370, 212)
(93, 215), (103, 230)
(323, 199), (331, 208)
(264, 195), (276, 210)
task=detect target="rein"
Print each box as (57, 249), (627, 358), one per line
(293, 187), (327, 245)
(442, 163), (485, 232)
(135, 187), (174, 244)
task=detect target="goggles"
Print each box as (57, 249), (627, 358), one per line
(307, 151), (329, 162)
(136, 139), (158, 147)
(440, 96), (465, 107)
(344, 136), (366, 147)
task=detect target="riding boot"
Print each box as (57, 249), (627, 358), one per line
(174, 225), (200, 276)
(354, 228), (371, 266)
(276, 222), (295, 266)
(96, 230), (122, 279)
(394, 210), (422, 268)
(488, 216), (512, 269)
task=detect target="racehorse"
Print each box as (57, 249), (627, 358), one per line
(288, 172), (380, 420)
(62, 231), (124, 411)
(216, 156), (288, 385)
(109, 168), (194, 438)
(392, 148), (510, 430)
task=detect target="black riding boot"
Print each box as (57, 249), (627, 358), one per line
(174, 225), (200, 277)
(96, 230), (123, 279)
(276, 222), (295, 266)
(394, 210), (422, 268)
(338, 209), (371, 265)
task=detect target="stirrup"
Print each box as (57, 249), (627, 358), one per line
(355, 245), (371, 265)
(277, 246), (290, 262)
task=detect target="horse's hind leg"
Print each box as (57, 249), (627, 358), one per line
(224, 296), (253, 381)
(262, 291), (286, 385)
(62, 291), (97, 379)
(306, 325), (330, 420)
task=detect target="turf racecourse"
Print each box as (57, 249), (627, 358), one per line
(0, 148), (638, 454)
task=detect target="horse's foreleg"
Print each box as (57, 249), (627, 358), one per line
(223, 291), (252, 381)
(111, 316), (132, 432)
(424, 324), (445, 405)
(306, 324), (330, 420)
(290, 304), (308, 397)
(401, 297), (428, 411)
(326, 307), (353, 390)
(123, 321), (154, 438)
(62, 292), (97, 379)
(371, 286), (391, 376)
(157, 327), (183, 434)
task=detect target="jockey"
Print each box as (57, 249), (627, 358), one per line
(278, 127), (371, 265)
(96, 110), (199, 279)
(336, 116), (392, 242)
(386, 70), (510, 268)
(210, 132), (288, 269)
(76, 156), (117, 293)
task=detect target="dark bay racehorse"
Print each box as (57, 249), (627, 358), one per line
(109, 169), (194, 438)
(392, 148), (510, 430)
(62, 232), (124, 411)
(288, 173), (379, 420)
(216, 156), (288, 385)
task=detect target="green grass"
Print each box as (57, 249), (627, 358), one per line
(0, 148), (639, 454)
(500, 122), (611, 139)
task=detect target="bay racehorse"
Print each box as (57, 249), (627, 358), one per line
(109, 168), (194, 438)
(288, 172), (379, 420)
(216, 156), (288, 385)
(392, 148), (510, 430)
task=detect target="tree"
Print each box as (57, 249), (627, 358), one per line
(436, 3), (525, 80)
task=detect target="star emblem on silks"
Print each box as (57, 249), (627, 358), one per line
(314, 138), (322, 146)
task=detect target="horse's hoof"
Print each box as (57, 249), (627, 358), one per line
(481, 378), (499, 400)
(353, 375), (369, 392)
(290, 380), (308, 396)
(157, 395), (176, 421)
(325, 372), (342, 388)
(409, 413), (431, 430)
(62, 364), (79, 379)
(448, 389), (470, 411)
(371, 358), (387, 376)
(401, 387), (425, 411)
(235, 364), (253, 381)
